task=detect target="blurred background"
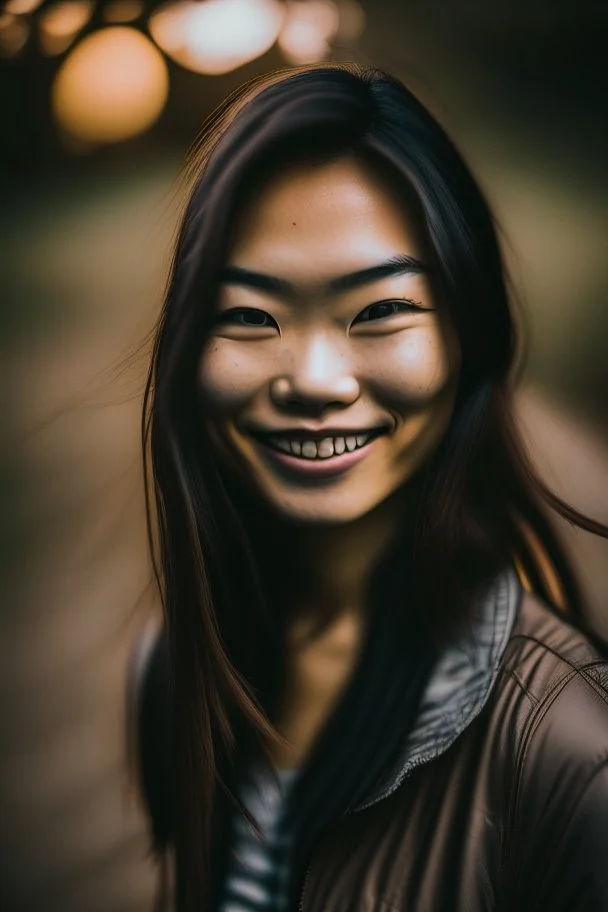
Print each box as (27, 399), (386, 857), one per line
(1, 1), (607, 909)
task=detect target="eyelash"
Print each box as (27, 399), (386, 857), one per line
(217, 298), (427, 328)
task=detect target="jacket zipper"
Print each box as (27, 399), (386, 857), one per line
(295, 803), (364, 910)
(295, 799), (387, 908)
(297, 864), (311, 912)
(295, 805), (354, 912)
(295, 756), (430, 911)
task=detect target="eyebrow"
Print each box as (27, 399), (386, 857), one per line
(218, 254), (428, 299)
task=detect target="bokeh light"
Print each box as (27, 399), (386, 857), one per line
(148, 0), (285, 75)
(0, 11), (29, 56)
(333, 0), (365, 42)
(102, 0), (144, 23)
(51, 26), (169, 143)
(278, 0), (339, 64)
(4, 0), (43, 13)
(39, 0), (93, 56)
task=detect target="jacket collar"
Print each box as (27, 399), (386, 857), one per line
(355, 566), (522, 811)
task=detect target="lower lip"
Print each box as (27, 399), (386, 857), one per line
(252, 434), (384, 479)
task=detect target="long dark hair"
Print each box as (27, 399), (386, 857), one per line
(141, 62), (608, 910)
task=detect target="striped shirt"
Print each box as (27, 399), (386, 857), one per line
(218, 768), (298, 912)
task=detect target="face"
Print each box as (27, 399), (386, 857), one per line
(198, 154), (461, 527)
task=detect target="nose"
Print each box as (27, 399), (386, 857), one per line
(270, 333), (360, 412)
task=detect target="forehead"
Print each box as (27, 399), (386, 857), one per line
(227, 155), (427, 281)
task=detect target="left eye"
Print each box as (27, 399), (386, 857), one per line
(354, 299), (426, 323)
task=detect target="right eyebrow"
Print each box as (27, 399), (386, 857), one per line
(218, 254), (429, 301)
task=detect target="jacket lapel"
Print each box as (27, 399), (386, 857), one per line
(355, 566), (521, 811)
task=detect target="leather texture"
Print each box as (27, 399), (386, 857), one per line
(134, 575), (608, 910)
(299, 591), (608, 911)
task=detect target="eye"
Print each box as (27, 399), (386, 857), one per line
(216, 308), (278, 329)
(353, 298), (428, 324)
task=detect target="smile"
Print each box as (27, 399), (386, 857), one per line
(265, 430), (384, 459)
(250, 429), (386, 479)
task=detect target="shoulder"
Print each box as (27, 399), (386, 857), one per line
(497, 589), (608, 815)
(502, 590), (608, 726)
(477, 584), (608, 781)
(127, 622), (172, 850)
(497, 593), (608, 907)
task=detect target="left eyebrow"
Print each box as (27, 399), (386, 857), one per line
(328, 254), (429, 292)
(218, 254), (429, 299)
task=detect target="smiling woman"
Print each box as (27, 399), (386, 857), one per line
(133, 63), (608, 912)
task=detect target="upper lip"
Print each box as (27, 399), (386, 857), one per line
(247, 424), (390, 441)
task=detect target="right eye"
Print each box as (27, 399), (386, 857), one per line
(216, 308), (278, 329)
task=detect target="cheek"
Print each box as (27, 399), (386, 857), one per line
(198, 341), (268, 411)
(368, 327), (457, 404)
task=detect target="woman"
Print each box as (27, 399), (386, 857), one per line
(132, 63), (608, 912)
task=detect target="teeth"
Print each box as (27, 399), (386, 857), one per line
(317, 437), (335, 458)
(267, 433), (373, 459)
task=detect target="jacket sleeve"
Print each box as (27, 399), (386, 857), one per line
(529, 758), (608, 910)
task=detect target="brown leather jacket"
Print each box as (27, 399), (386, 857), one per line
(134, 569), (608, 911)
(298, 572), (608, 911)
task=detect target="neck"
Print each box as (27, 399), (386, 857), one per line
(244, 481), (420, 630)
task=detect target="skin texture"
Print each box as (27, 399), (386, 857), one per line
(198, 155), (461, 765)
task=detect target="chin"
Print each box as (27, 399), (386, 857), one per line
(262, 491), (384, 528)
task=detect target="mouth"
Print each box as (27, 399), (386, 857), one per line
(248, 427), (388, 479)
